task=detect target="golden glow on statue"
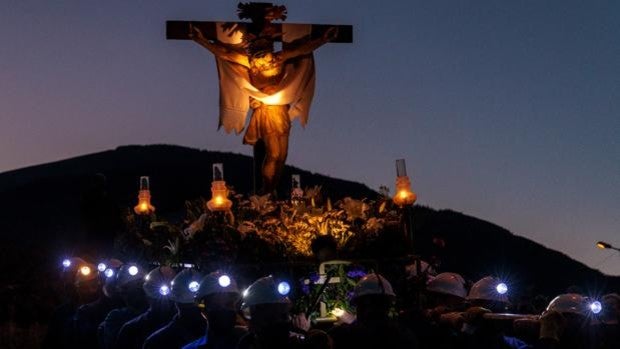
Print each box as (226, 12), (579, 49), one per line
(189, 7), (339, 194)
(250, 53), (282, 77)
(80, 266), (92, 276)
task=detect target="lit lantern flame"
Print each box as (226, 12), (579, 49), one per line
(134, 176), (155, 215)
(134, 191), (155, 215)
(207, 181), (232, 212)
(393, 176), (416, 207)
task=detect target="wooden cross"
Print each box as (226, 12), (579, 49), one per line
(166, 20), (352, 44)
(166, 3), (352, 195)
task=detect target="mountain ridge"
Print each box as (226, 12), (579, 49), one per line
(0, 144), (617, 295)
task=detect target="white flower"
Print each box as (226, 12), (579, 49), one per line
(182, 213), (207, 240)
(342, 197), (368, 221)
(249, 194), (276, 215)
(238, 221), (257, 234)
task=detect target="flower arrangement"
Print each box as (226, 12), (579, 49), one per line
(116, 186), (403, 266)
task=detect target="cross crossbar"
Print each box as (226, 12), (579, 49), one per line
(166, 20), (353, 43)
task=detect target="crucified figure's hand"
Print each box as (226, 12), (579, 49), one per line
(189, 23), (250, 68)
(323, 26), (339, 42)
(188, 23), (206, 42)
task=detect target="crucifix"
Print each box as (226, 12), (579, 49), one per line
(166, 2), (352, 196)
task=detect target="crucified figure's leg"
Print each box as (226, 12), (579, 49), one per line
(261, 133), (289, 195)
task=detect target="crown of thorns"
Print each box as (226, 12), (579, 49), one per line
(237, 2), (287, 22)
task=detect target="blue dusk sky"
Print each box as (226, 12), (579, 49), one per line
(1, 1), (619, 274)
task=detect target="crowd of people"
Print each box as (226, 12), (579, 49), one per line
(38, 254), (620, 349)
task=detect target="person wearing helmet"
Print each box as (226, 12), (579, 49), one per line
(456, 276), (532, 349)
(236, 275), (331, 349)
(407, 272), (467, 349)
(115, 266), (176, 349)
(73, 261), (102, 303)
(98, 264), (148, 349)
(534, 293), (600, 349)
(182, 271), (248, 349)
(593, 293), (620, 349)
(466, 276), (510, 312)
(143, 268), (206, 349)
(328, 273), (419, 349)
(73, 258), (125, 348)
(42, 257), (93, 349)
(426, 272), (468, 314)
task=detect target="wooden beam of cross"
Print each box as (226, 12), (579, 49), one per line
(166, 21), (353, 44)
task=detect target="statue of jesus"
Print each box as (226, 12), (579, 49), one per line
(189, 3), (337, 195)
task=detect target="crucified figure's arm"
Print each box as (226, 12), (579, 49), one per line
(189, 24), (250, 68)
(281, 26), (338, 62)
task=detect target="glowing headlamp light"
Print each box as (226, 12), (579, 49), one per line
(80, 266), (92, 276)
(159, 285), (170, 296)
(218, 275), (231, 288)
(188, 281), (200, 292)
(62, 259), (71, 268)
(97, 263), (107, 272)
(104, 268), (115, 278)
(496, 283), (508, 295)
(589, 301), (602, 314)
(128, 266), (139, 276)
(277, 281), (291, 296)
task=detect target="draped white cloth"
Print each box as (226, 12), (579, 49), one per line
(214, 23), (316, 134)
(216, 55), (315, 134)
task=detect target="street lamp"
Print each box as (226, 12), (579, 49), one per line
(596, 241), (620, 252)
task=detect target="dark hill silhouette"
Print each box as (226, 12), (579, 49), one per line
(0, 144), (617, 296)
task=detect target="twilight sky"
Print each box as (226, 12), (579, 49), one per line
(1, 1), (619, 275)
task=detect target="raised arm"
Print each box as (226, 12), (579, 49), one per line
(189, 24), (250, 68)
(281, 26), (338, 62)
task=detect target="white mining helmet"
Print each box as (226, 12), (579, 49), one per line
(99, 259), (123, 297)
(97, 258), (123, 276)
(546, 293), (603, 317)
(116, 264), (145, 288)
(143, 266), (176, 299)
(241, 275), (291, 309)
(467, 276), (509, 303)
(195, 271), (240, 300)
(74, 262), (98, 286)
(351, 273), (396, 303)
(170, 268), (203, 304)
(426, 272), (467, 299)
